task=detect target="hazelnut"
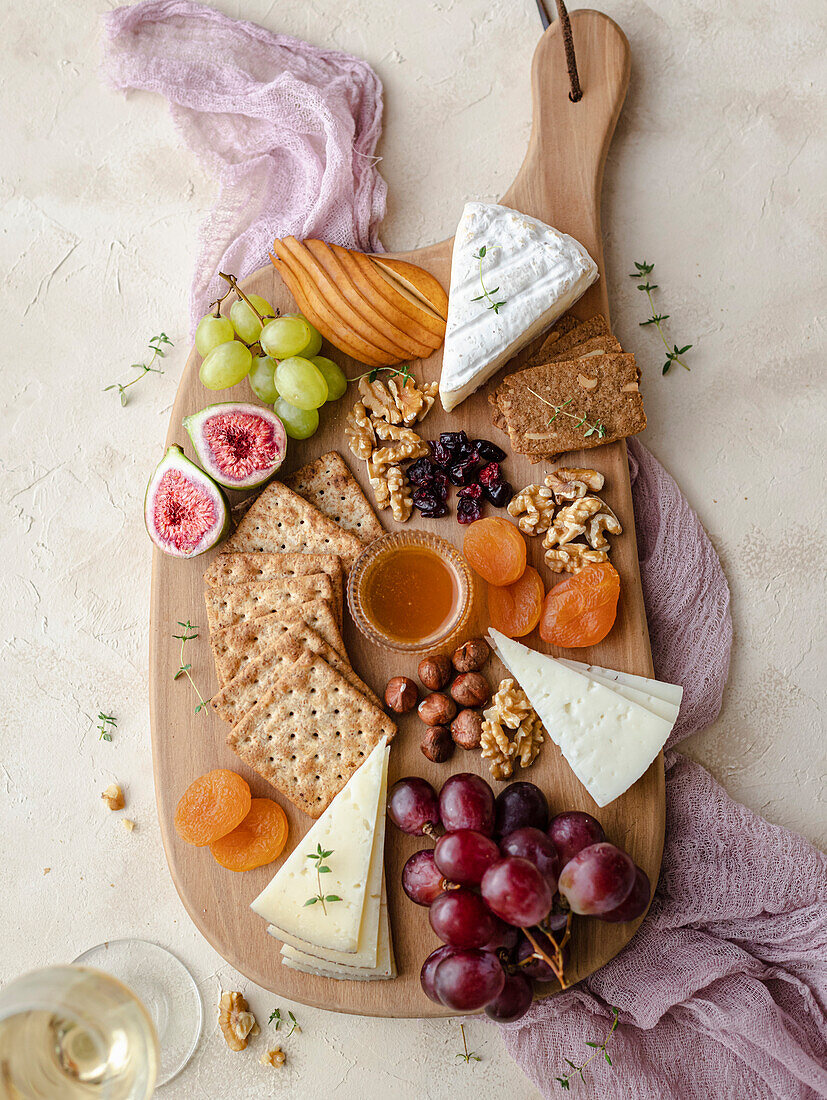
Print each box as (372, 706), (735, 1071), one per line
(450, 672), (491, 709)
(451, 709), (483, 750)
(452, 638), (490, 673)
(417, 692), (457, 726)
(418, 654), (453, 691)
(384, 676), (418, 714)
(420, 725), (454, 763)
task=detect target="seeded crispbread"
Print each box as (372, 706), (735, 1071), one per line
(226, 650), (397, 818)
(203, 552), (344, 627)
(224, 479), (365, 572)
(210, 623), (380, 724)
(204, 574), (335, 633)
(496, 352), (646, 458)
(489, 314), (582, 429)
(282, 451), (383, 545)
(209, 602), (346, 683)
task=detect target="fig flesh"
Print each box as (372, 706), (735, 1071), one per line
(145, 445), (230, 558)
(183, 402), (287, 489)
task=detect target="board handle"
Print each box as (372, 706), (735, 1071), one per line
(500, 9), (630, 283)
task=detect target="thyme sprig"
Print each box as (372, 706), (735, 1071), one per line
(105, 333), (172, 406)
(304, 844), (341, 913)
(94, 712), (117, 742)
(555, 1007), (619, 1090)
(630, 261), (692, 374)
(455, 1023), (481, 1064)
(527, 388), (606, 440)
(471, 245), (507, 313)
(172, 621), (211, 715)
(347, 362), (413, 387)
(268, 1008), (300, 1036)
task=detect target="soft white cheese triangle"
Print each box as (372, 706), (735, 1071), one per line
(439, 202), (598, 411)
(250, 739), (388, 954)
(269, 745), (389, 968)
(488, 631), (674, 807)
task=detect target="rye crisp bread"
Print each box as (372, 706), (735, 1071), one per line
(203, 552), (344, 628)
(204, 574), (335, 633)
(226, 650), (396, 818)
(224, 479), (365, 572)
(497, 352), (646, 458)
(209, 602), (346, 683)
(489, 314), (581, 430)
(210, 624), (380, 724)
(283, 451), (383, 545)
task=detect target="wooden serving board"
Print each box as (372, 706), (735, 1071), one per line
(150, 10), (664, 1017)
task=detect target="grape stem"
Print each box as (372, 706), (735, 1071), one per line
(217, 271), (278, 326)
(522, 912), (573, 990)
(209, 287), (233, 318)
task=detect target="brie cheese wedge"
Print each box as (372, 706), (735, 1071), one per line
(251, 739), (388, 954)
(439, 202), (598, 411)
(488, 631), (674, 806)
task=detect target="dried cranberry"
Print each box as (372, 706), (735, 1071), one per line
(457, 496), (483, 524)
(413, 488), (438, 510)
(432, 471), (449, 501)
(419, 500), (449, 518)
(429, 440), (453, 468)
(478, 462), (502, 488)
(472, 439), (506, 463)
(458, 483), (483, 499)
(483, 480), (514, 508)
(439, 431), (469, 453)
(407, 457), (436, 485)
(448, 459), (479, 486)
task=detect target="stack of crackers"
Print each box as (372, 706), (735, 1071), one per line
(203, 451), (396, 819)
(489, 315), (646, 460)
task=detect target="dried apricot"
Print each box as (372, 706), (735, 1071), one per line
(463, 517), (527, 586)
(487, 566), (545, 638)
(174, 769), (251, 847)
(210, 798), (289, 871)
(539, 562), (620, 648)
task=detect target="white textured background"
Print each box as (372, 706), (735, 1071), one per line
(1, 0), (824, 1096)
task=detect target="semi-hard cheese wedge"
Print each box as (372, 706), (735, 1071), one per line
(280, 877), (395, 981)
(270, 743), (389, 968)
(439, 202), (598, 411)
(488, 630), (674, 807)
(251, 739), (388, 954)
(557, 660), (682, 724)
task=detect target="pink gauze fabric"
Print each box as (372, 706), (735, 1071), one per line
(101, 7), (827, 1097)
(102, 0), (387, 335)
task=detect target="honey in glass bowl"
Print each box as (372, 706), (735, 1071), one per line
(348, 532), (472, 653)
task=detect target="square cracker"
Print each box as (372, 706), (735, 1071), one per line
(209, 602), (345, 683)
(489, 314), (582, 430)
(204, 574), (335, 633)
(283, 451), (383, 545)
(224, 479), (365, 572)
(203, 552), (344, 627)
(227, 650), (397, 818)
(210, 623), (380, 724)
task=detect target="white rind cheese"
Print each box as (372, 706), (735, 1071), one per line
(439, 202), (599, 411)
(558, 660), (681, 724)
(250, 740), (388, 954)
(488, 631), (674, 807)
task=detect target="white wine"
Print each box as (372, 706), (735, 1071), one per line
(0, 967), (158, 1099)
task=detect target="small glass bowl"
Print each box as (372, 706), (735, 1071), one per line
(347, 530), (473, 654)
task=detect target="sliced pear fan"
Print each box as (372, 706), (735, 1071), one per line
(270, 237), (447, 367)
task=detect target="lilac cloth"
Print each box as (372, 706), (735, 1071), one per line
(101, 8), (827, 1096)
(102, 0), (387, 334)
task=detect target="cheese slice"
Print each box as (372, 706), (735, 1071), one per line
(488, 630), (674, 807)
(251, 739), (388, 954)
(557, 660), (681, 724)
(439, 202), (598, 411)
(269, 746), (389, 968)
(558, 660), (684, 711)
(280, 878), (395, 981)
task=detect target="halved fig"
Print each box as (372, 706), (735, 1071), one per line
(183, 402), (287, 490)
(145, 445), (230, 558)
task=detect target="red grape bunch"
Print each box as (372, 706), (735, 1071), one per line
(388, 774), (651, 1021)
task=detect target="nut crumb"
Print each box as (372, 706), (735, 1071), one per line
(219, 991), (260, 1052)
(122, 819), (135, 832)
(43, 868), (50, 875)
(260, 1047), (286, 1068)
(101, 783), (124, 811)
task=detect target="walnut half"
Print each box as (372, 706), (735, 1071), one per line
(101, 783), (124, 811)
(545, 467), (605, 503)
(544, 542), (609, 574)
(507, 483), (556, 535)
(344, 400), (375, 461)
(386, 465), (413, 522)
(219, 991), (260, 1052)
(543, 496), (605, 548)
